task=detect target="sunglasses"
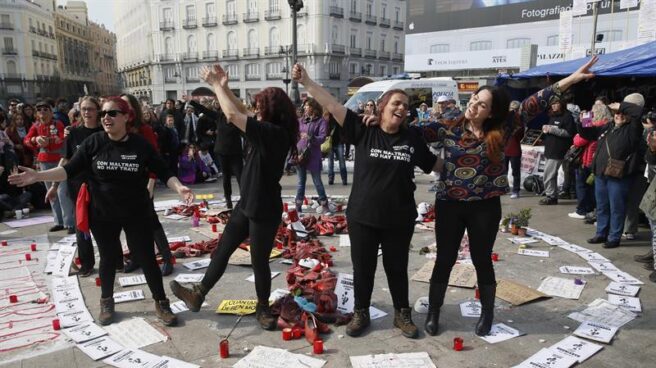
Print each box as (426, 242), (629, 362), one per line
(99, 110), (124, 118)
(36, 107), (51, 112)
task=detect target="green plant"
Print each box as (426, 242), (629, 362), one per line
(501, 213), (514, 227)
(514, 208), (532, 228)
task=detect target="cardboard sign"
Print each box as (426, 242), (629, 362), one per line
(411, 262), (476, 288)
(496, 279), (549, 306)
(216, 299), (257, 315)
(228, 248), (252, 266)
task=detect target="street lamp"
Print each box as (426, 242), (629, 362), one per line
(279, 45), (292, 95)
(288, 0), (303, 106)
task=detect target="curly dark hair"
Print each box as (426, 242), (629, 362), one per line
(253, 87), (299, 155)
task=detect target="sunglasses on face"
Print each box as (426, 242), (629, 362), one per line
(99, 110), (124, 118)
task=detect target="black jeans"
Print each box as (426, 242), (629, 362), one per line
(504, 155), (521, 193)
(201, 206), (280, 301)
(216, 154), (243, 200)
(348, 219), (415, 310)
(432, 197), (501, 286)
(90, 215), (165, 300)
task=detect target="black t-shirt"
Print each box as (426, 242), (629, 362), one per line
(65, 125), (103, 194)
(237, 117), (291, 220)
(64, 132), (174, 221)
(407, 107), (419, 125)
(543, 112), (575, 160)
(343, 109), (436, 227)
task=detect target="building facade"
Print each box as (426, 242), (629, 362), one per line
(88, 21), (120, 96)
(115, 0), (407, 104)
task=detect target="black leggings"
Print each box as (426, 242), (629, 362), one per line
(90, 216), (166, 300)
(201, 206), (280, 301)
(216, 154), (243, 199)
(431, 197), (501, 286)
(349, 220), (415, 310)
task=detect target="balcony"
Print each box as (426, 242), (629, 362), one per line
(44, 52), (58, 60)
(349, 11), (362, 22)
(2, 48), (17, 55)
(202, 16), (218, 27)
(379, 51), (390, 60)
(202, 50), (219, 60)
(379, 18), (390, 28)
(329, 6), (344, 18)
(264, 46), (280, 56)
(228, 74), (240, 81)
(186, 75), (200, 82)
(0, 22), (14, 30)
(297, 43), (313, 55)
(243, 47), (260, 58)
(222, 49), (239, 59)
(182, 52), (198, 61)
(331, 44), (346, 54)
(182, 18), (197, 29)
(159, 21), (174, 31)
(393, 20), (404, 30)
(159, 54), (175, 62)
(2, 73), (24, 80)
(265, 9), (281, 20)
(222, 14), (238, 25)
(329, 72), (340, 80)
(365, 15), (377, 25)
(364, 49), (377, 58)
(243, 12), (259, 23)
(392, 52), (404, 61)
(245, 73), (261, 81)
(349, 47), (362, 57)
(164, 76), (177, 83)
(266, 72), (284, 80)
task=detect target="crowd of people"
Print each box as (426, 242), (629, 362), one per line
(1, 56), (655, 340)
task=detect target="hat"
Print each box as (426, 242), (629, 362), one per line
(623, 93), (645, 108)
(448, 98), (457, 104)
(436, 95), (449, 103)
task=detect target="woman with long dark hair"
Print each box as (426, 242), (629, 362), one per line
(170, 64), (298, 331)
(6, 113), (34, 168)
(9, 97), (192, 326)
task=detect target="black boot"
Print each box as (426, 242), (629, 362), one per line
(475, 284), (496, 336)
(424, 283), (448, 336)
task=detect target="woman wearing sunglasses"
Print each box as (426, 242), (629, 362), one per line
(10, 97), (193, 327)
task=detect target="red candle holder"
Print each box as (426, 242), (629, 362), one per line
(31, 243), (37, 251)
(303, 197), (309, 205)
(52, 319), (61, 330)
(292, 326), (302, 339)
(313, 339), (324, 354)
(219, 339), (229, 358)
(276, 242), (283, 250)
(74, 257), (81, 266)
(1, 240), (7, 246)
(9, 295), (18, 303)
(211, 224), (218, 232)
(491, 253), (499, 262)
(95, 277), (102, 287)
(453, 337), (463, 351)
(283, 203), (289, 212)
(282, 328), (292, 341)
(475, 288), (480, 300)
(287, 209), (299, 222)
(25, 253), (32, 261)
(329, 246), (337, 252)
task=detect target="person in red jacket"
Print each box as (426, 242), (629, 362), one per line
(23, 101), (73, 232)
(505, 101), (524, 199)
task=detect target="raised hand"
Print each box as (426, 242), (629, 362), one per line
(292, 63), (309, 85)
(570, 55), (598, 84)
(178, 186), (194, 205)
(200, 64), (229, 88)
(8, 166), (38, 187)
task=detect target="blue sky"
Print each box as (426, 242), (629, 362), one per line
(57, 0), (122, 32)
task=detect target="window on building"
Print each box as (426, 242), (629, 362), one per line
(394, 37), (399, 53)
(394, 7), (400, 21)
(164, 65), (176, 80)
(393, 66), (399, 74)
(227, 31), (237, 50)
(366, 1), (373, 16)
(248, 29), (258, 48)
(7, 60), (17, 74)
(227, 0), (236, 16)
(364, 63), (372, 75)
(366, 32), (372, 49)
(430, 44), (449, 53)
(207, 33), (215, 51)
(269, 27), (280, 48)
(266, 62), (282, 75)
(470, 40), (492, 51)
(380, 36), (386, 52)
(206, 2), (216, 17)
(246, 63), (259, 77)
(31, 40), (35, 50)
(350, 31), (357, 48)
(247, 0), (257, 13)
(329, 62), (340, 74)
(380, 65), (387, 76)
(29, 18), (33, 28)
(297, 24), (306, 45)
(165, 37), (173, 55)
(162, 8), (172, 21)
(598, 29), (623, 42)
(3, 37), (13, 49)
(331, 25), (339, 44)
(187, 35), (196, 53)
(186, 5), (196, 20)
(350, 63), (358, 74)
(546, 35), (558, 46)
(48, 25), (53, 34)
(351, 0), (357, 12)
(507, 38), (530, 49)
(269, 0), (280, 11)
(227, 64), (239, 77)
(381, 3), (387, 18)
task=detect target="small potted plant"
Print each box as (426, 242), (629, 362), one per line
(514, 208), (532, 236)
(501, 213), (513, 233)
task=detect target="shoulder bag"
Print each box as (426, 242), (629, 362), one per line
(603, 138), (629, 179)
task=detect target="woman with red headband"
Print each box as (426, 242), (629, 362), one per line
(9, 96), (193, 327)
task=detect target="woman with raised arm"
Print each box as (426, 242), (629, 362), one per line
(417, 57), (598, 337)
(9, 97), (192, 327)
(293, 64), (440, 339)
(169, 64), (298, 331)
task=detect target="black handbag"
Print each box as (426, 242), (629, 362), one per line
(563, 145), (584, 167)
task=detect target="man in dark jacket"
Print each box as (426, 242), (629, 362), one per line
(540, 99), (576, 205)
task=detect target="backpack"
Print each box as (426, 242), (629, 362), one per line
(523, 174), (544, 195)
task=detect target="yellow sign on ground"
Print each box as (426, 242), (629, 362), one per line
(216, 299), (258, 315)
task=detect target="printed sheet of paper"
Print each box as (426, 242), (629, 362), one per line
(3, 215), (55, 228)
(607, 294), (642, 313)
(268, 288), (290, 303)
(568, 298), (637, 328)
(573, 321), (618, 344)
(118, 275), (147, 287)
(538, 277), (585, 300)
(350, 352), (436, 368)
(149, 356), (201, 368)
(334, 273), (355, 313)
(559, 266), (595, 275)
(63, 322), (107, 343)
(479, 323), (524, 344)
(496, 279), (548, 306)
(58, 308), (94, 328)
(113, 290), (145, 304)
(164, 214), (186, 220)
(234, 346), (326, 368)
(508, 237), (539, 244)
(558, 243), (592, 254)
(51, 244), (77, 277)
(517, 248), (549, 257)
(600, 270), (644, 285)
(182, 258), (212, 271)
(103, 317), (168, 349)
(589, 262), (619, 273)
(167, 236), (191, 243)
(299, 258), (320, 269)
(44, 250), (60, 273)
(339, 234), (351, 247)
(103, 348), (162, 368)
(174, 274), (204, 283)
(216, 300), (257, 315)
(548, 335), (604, 363)
(170, 300), (208, 314)
(77, 336), (124, 361)
(245, 272), (279, 283)
(605, 282), (640, 297)
(578, 252), (610, 264)
(512, 348), (578, 368)
(460, 301), (482, 317)
(369, 306), (388, 320)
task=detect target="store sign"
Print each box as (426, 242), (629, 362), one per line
(457, 82), (479, 92)
(406, 49), (522, 72)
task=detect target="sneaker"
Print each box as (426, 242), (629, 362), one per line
(510, 192), (519, 199)
(346, 308), (370, 337)
(393, 308), (418, 339)
(622, 233), (636, 240)
(49, 225), (65, 232)
(603, 240), (620, 249)
(155, 298), (178, 326)
(587, 235), (607, 244)
(568, 212), (586, 219)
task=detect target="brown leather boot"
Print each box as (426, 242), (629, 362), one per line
(98, 297), (114, 326)
(155, 298), (178, 326)
(393, 308), (418, 338)
(169, 281), (207, 312)
(255, 301), (276, 330)
(345, 308), (370, 337)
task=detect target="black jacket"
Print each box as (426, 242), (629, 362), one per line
(189, 100), (243, 156)
(542, 111), (575, 160)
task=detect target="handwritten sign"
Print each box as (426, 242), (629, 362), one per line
(216, 299), (257, 315)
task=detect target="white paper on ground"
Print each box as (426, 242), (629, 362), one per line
(103, 317), (168, 349)
(339, 234), (351, 247)
(0, 229), (17, 235)
(568, 298), (637, 328)
(233, 346), (326, 368)
(103, 348), (162, 368)
(605, 282), (640, 297)
(573, 321), (618, 343)
(63, 322), (107, 343)
(460, 301), (482, 317)
(601, 270), (644, 285)
(299, 257), (320, 269)
(118, 275), (147, 287)
(588, 262), (619, 273)
(479, 323), (524, 344)
(245, 272), (279, 283)
(58, 308), (94, 328)
(44, 250), (60, 273)
(113, 290), (145, 304)
(182, 258), (211, 271)
(517, 248), (549, 257)
(77, 336), (124, 361)
(508, 237), (539, 244)
(164, 214), (186, 220)
(538, 277), (585, 299)
(334, 272), (354, 313)
(557, 243), (592, 254)
(578, 252), (610, 263)
(51, 244), (77, 277)
(350, 352), (436, 368)
(559, 266), (595, 275)
(268, 288), (290, 303)
(170, 300), (209, 314)
(548, 335), (604, 363)
(173, 273), (204, 283)
(168, 236), (191, 243)
(607, 294), (642, 313)
(3, 215), (55, 228)
(369, 306), (387, 320)
(149, 356), (201, 368)
(512, 348), (578, 368)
